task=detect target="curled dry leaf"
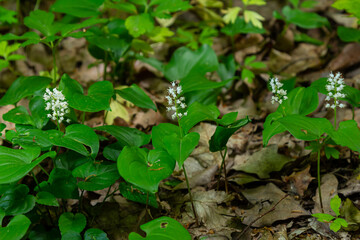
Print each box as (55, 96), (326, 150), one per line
(282, 165), (315, 197)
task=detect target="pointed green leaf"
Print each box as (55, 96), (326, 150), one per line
(115, 84), (157, 111)
(59, 212), (86, 235)
(0, 215), (31, 240)
(51, 0), (105, 18)
(24, 10), (55, 36)
(117, 147), (175, 193)
(330, 195), (341, 217)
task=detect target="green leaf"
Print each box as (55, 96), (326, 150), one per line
(84, 228), (109, 240)
(115, 84), (157, 111)
(61, 17), (108, 37)
(72, 161), (120, 191)
(282, 6), (329, 29)
(24, 10), (55, 36)
(59, 212), (86, 235)
(129, 216), (191, 240)
(87, 35), (131, 62)
(281, 87), (319, 116)
(10, 129), (53, 149)
(151, 0), (192, 18)
(48, 124), (99, 157)
(327, 120), (360, 153)
(62, 232), (82, 240)
(51, 0), (105, 18)
(300, 0), (318, 8)
(0, 184), (35, 216)
(333, 218), (348, 227)
(119, 182), (158, 208)
(36, 191), (59, 207)
(277, 115), (332, 141)
(312, 213), (335, 222)
(330, 195), (341, 217)
(163, 132), (200, 168)
(217, 54), (236, 82)
(3, 106), (34, 125)
(117, 147), (175, 193)
(241, 68), (255, 83)
(125, 13), (154, 37)
(164, 44), (218, 81)
(94, 125), (151, 148)
(148, 26), (174, 42)
(0, 146), (55, 184)
(221, 17), (266, 36)
(338, 26), (360, 42)
(37, 168), (78, 199)
(0, 6), (17, 24)
(215, 112), (238, 126)
(332, 0), (360, 19)
(29, 96), (49, 129)
(54, 151), (90, 171)
(103, 142), (122, 161)
(0, 76), (52, 106)
(152, 123), (180, 150)
(0, 215), (31, 240)
(294, 32), (323, 45)
(181, 74), (231, 93)
(59, 74), (113, 112)
(180, 102), (220, 133)
(330, 221), (341, 232)
(209, 116), (251, 152)
(0, 123), (5, 137)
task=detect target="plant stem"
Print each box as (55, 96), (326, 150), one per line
(34, 0), (41, 10)
(51, 42), (57, 83)
(217, 147), (228, 193)
(334, 106), (337, 130)
(82, 111), (85, 124)
(39, 164), (50, 177)
(352, 106), (355, 120)
(183, 165), (199, 226)
(317, 148), (324, 213)
(103, 52), (108, 81)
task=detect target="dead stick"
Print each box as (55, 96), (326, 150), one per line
(236, 194), (289, 239)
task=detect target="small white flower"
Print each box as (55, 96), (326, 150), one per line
(43, 88), (70, 124)
(325, 72), (346, 110)
(269, 77), (287, 105)
(166, 80), (187, 120)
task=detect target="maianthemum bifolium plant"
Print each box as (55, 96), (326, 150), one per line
(264, 72), (360, 230)
(0, 0), (357, 238)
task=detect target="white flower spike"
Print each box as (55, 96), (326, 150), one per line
(269, 77), (288, 104)
(325, 72), (346, 109)
(166, 81), (187, 120)
(43, 88), (70, 123)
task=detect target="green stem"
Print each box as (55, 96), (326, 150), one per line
(317, 147), (324, 213)
(183, 165), (199, 226)
(82, 112), (85, 124)
(352, 106), (355, 120)
(34, 0), (41, 10)
(38, 164), (50, 177)
(333, 103), (337, 130)
(31, 171), (40, 189)
(51, 42), (57, 83)
(103, 52), (108, 81)
(217, 147), (228, 193)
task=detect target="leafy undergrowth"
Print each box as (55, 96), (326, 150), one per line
(0, 0), (360, 239)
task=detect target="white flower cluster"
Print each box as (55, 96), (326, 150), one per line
(270, 77), (288, 104)
(325, 72), (346, 109)
(165, 81), (187, 119)
(43, 88), (70, 123)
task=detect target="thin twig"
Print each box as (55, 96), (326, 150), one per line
(236, 194), (289, 239)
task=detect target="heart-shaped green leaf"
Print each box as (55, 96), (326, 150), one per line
(94, 125), (151, 148)
(180, 102), (220, 133)
(117, 146), (175, 193)
(0, 214), (31, 240)
(0, 184), (35, 216)
(59, 212), (86, 235)
(48, 124), (99, 157)
(72, 161), (120, 191)
(59, 74), (113, 112)
(3, 106), (34, 125)
(152, 123), (180, 150)
(36, 191), (59, 207)
(327, 120), (360, 153)
(0, 146), (55, 184)
(29, 96), (49, 129)
(84, 228), (109, 240)
(125, 13), (154, 37)
(209, 116), (251, 152)
(129, 217), (191, 240)
(0, 76), (52, 106)
(115, 84), (157, 111)
(36, 168), (78, 199)
(280, 87), (319, 116)
(163, 132), (200, 168)
(119, 182), (158, 208)
(164, 44), (218, 81)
